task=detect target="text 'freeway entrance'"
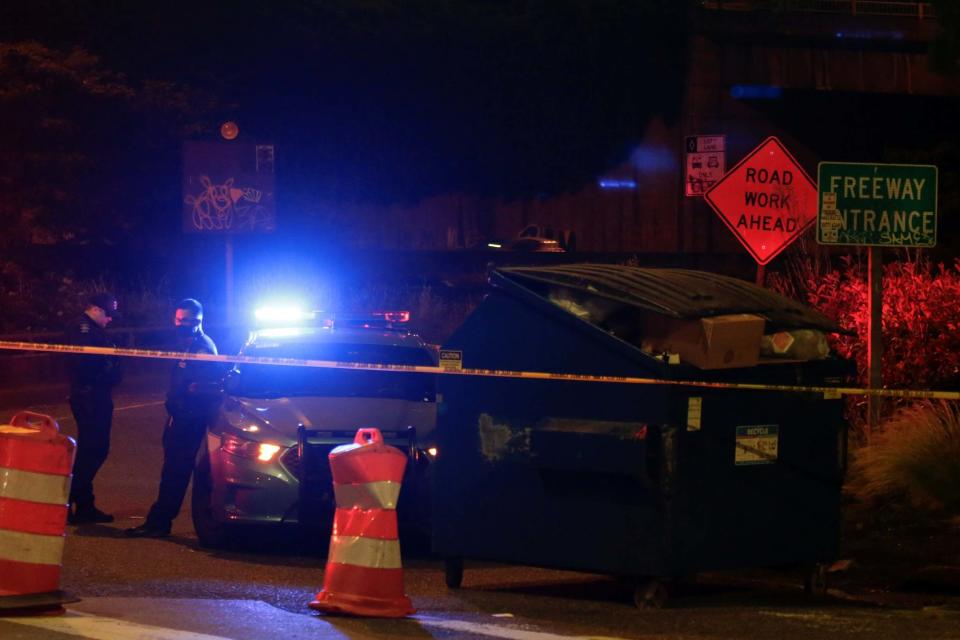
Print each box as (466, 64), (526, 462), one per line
(817, 162), (938, 247)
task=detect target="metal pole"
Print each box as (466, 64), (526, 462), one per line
(867, 246), (883, 438)
(755, 263), (766, 287)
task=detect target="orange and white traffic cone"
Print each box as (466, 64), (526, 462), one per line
(309, 428), (415, 617)
(0, 411), (78, 616)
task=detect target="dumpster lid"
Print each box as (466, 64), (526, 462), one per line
(493, 264), (841, 333)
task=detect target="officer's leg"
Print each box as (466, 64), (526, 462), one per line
(69, 393), (97, 509)
(145, 413), (207, 528)
(85, 395), (114, 503)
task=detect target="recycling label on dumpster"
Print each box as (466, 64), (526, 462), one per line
(735, 425), (779, 465)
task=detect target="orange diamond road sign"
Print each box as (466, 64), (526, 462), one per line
(704, 137), (817, 265)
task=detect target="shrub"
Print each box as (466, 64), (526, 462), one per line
(807, 257), (960, 391)
(768, 253), (960, 438)
(847, 400), (960, 514)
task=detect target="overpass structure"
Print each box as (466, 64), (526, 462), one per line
(675, 0), (957, 255)
(344, 1), (958, 260)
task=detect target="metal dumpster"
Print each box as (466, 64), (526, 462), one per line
(432, 264), (851, 607)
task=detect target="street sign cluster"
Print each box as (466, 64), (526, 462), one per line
(699, 135), (939, 262)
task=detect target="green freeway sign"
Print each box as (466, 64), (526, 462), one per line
(817, 162), (938, 247)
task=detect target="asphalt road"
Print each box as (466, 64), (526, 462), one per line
(2, 379), (960, 640)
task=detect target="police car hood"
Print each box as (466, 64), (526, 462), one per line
(235, 396), (436, 446)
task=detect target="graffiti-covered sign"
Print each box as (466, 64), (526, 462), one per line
(182, 142), (276, 233)
(817, 162), (938, 247)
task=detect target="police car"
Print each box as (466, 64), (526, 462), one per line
(190, 307), (437, 548)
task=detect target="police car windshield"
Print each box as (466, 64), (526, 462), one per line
(230, 343), (435, 401)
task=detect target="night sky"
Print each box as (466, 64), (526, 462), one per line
(0, 0), (687, 219)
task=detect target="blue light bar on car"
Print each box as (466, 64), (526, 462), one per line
(332, 310), (410, 330)
(256, 327), (311, 339)
(372, 311), (410, 324)
(254, 306), (317, 325)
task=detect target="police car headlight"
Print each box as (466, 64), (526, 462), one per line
(221, 433), (282, 462)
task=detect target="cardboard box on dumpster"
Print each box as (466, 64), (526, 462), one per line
(642, 314), (765, 369)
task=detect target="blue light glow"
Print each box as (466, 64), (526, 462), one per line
(730, 85), (783, 99)
(835, 30), (903, 40)
(630, 146), (677, 173)
(254, 305), (316, 325)
(256, 327), (312, 339)
(598, 179), (637, 190)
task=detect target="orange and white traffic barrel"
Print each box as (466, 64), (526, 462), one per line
(0, 411), (77, 616)
(309, 428), (415, 617)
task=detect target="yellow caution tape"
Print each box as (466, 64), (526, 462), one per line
(0, 340), (957, 401)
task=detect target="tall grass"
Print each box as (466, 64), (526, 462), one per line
(848, 401), (960, 514)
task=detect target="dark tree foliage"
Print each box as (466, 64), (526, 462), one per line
(0, 41), (221, 246)
(1, 0), (688, 215)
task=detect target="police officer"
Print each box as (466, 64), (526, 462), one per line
(125, 298), (221, 538)
(65, 292), (122, 524)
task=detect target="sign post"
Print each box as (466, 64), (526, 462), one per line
(868, 247), (882, 437)
(704, 137), (818, 283)
(817, 162), (938, 435)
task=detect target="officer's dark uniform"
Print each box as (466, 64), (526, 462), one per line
(65, 312), (121, 516)
(141, 330), (220, 532)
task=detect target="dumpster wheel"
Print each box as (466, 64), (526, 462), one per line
(804, 563), (828, 598)
(633, 580), (668, 609)
(444, 557), (464, 589)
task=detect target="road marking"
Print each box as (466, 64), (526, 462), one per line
(115, 400), (166, 412)
(3, 610), (236, 640)
(54, 400), (165, 423)
(416, 615), (631, 640)
(3, 607), (630, 640)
